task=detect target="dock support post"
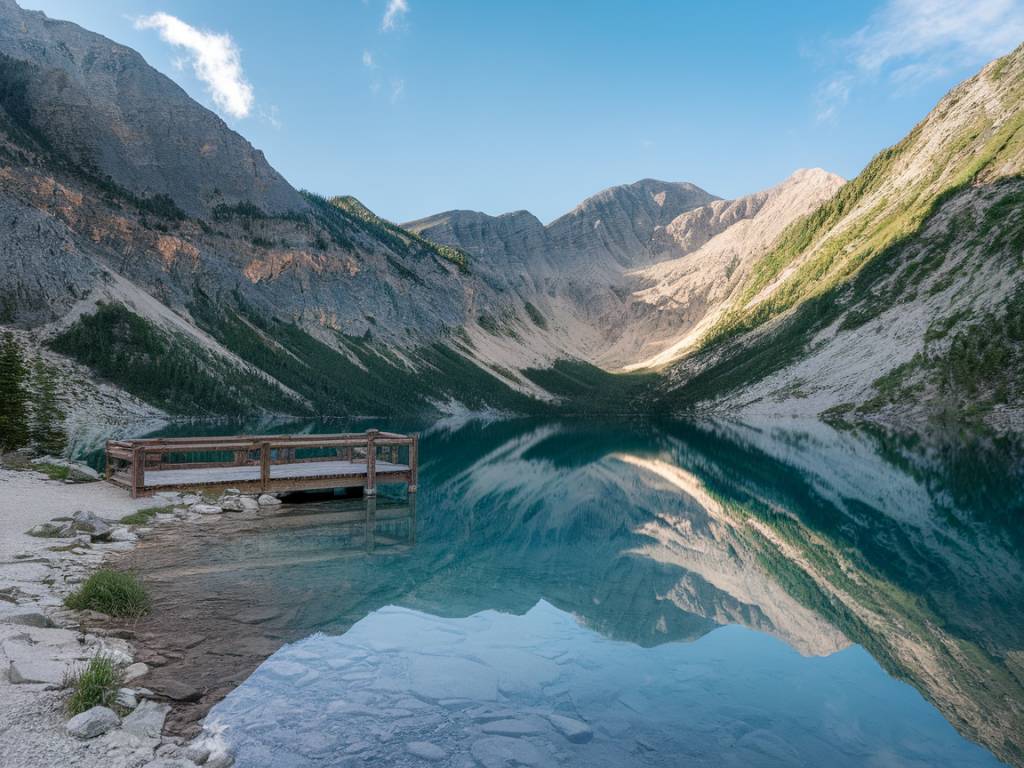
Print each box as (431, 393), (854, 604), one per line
(260, 441), (271, 492)
(131, 447), (145, 498)
(365, 429), (378, 497)
(408, 433), (419, 494)
(104, 440), (112, 481)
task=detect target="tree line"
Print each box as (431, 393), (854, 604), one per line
(0, 332), (67, 455)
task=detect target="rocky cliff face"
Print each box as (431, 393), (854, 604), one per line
(0, 0), (304, 218)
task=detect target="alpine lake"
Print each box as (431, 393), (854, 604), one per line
(90, 417), (1024, 768)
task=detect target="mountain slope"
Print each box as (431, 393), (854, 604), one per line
(664, 44), (1024, 430)
(0, 0), (303, 217)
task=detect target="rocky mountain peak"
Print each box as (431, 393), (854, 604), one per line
(0, 0), (305, 218)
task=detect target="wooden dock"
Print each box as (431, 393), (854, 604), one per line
(105, 429), (419, 498)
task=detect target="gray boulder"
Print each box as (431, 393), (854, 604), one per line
(65, 706), (119, 739)
(257, 494), (282, 506)
(70, 511), (113, 542)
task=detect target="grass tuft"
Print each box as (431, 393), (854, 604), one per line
(120, 505), (173, 525)
(64, 654), (124, 716)
(34, 463), (70, 481)
(64, 570), (151, 618)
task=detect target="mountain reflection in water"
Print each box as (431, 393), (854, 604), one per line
(121, 417), (1023, 766)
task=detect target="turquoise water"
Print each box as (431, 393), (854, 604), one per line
(138, 418), (1024, 766)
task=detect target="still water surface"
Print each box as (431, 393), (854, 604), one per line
(122, 417), (1024, 767)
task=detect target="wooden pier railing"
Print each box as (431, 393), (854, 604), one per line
(105, 430), (419, 499)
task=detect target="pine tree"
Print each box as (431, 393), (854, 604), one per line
(0, 332), (30, 451)
(29, 357), (67, 456)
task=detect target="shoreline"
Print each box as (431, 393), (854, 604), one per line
(0, 463), (236, 767)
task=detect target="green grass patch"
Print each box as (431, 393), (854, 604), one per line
(34, 462), (70, 481)
(65, 570), (151, 618)
(64, 655), (124, 716)
(120, 505), (173, 525)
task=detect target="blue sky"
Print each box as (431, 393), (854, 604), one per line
(21, 0), (1024, 223)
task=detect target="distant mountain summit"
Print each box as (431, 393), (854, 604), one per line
(0, 0), (304, 217)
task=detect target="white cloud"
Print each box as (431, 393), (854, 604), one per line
(382, 0), (408, 31)
(817, 0), (1024, 121)
(390, 78), (405, 103)
(362, 50), (376, 68)
(135, 12), (254, 119)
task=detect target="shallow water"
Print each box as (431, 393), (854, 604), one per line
(128, 418), (1024, 766)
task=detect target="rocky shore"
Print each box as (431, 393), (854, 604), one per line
(0, 462), (263, 768)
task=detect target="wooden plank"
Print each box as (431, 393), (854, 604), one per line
(131, 447), (145, 498)
(365, 429), (378, 497)
(408, 434), (419, 493)
(260, 441), (271, 493)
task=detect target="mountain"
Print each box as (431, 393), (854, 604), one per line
(0, 0), (1021, 434)
(663, 45), (1024, 431)
(407, 172), (840, 371)
(0, 0), (302, 217)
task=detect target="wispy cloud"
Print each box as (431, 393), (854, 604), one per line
(382, 0), (408, 31)
(816, 0), (1024, 122)
(135, 12), (254, 119)
(362, 50), (376, 68)
(390, 78), (405, 103)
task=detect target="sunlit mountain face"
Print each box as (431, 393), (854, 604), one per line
(120, 417), (1024, 765)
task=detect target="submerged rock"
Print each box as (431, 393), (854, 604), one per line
(471, 736), (549, 768)
(65, 705), (119, 739)
(547, 714), (593, 743)
(406, 741), (447, 761)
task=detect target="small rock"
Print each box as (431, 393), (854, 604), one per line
(406, 741), (447, 761)
(71, 511), (113, 542)
(115, 687), (139, 710)
(191, 504), (222, 515)
(183, 741), (212, 764)
(152, 680), (202, 702)
(27, 522), (71, 538)
(220, 495), (259, 513)
(256, 494), (282, 506)
(122, 699), (170, 739)
(78, 609), (111, 623)
(9, 657), (68, 685)
(223, 488), (241, 496)
(480, 718), (545, 736)
(218, 497), (244, 512)
(66, 706), (119, 739)
(547, 714), (593, 743)
(110, 527), (138, 542)
(0, 611), (55, 628)
(471, 736), (547, 768)
(124, 662), (150, 682)
(135, 687), (156, 698)
(205, 751), (234, 768)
